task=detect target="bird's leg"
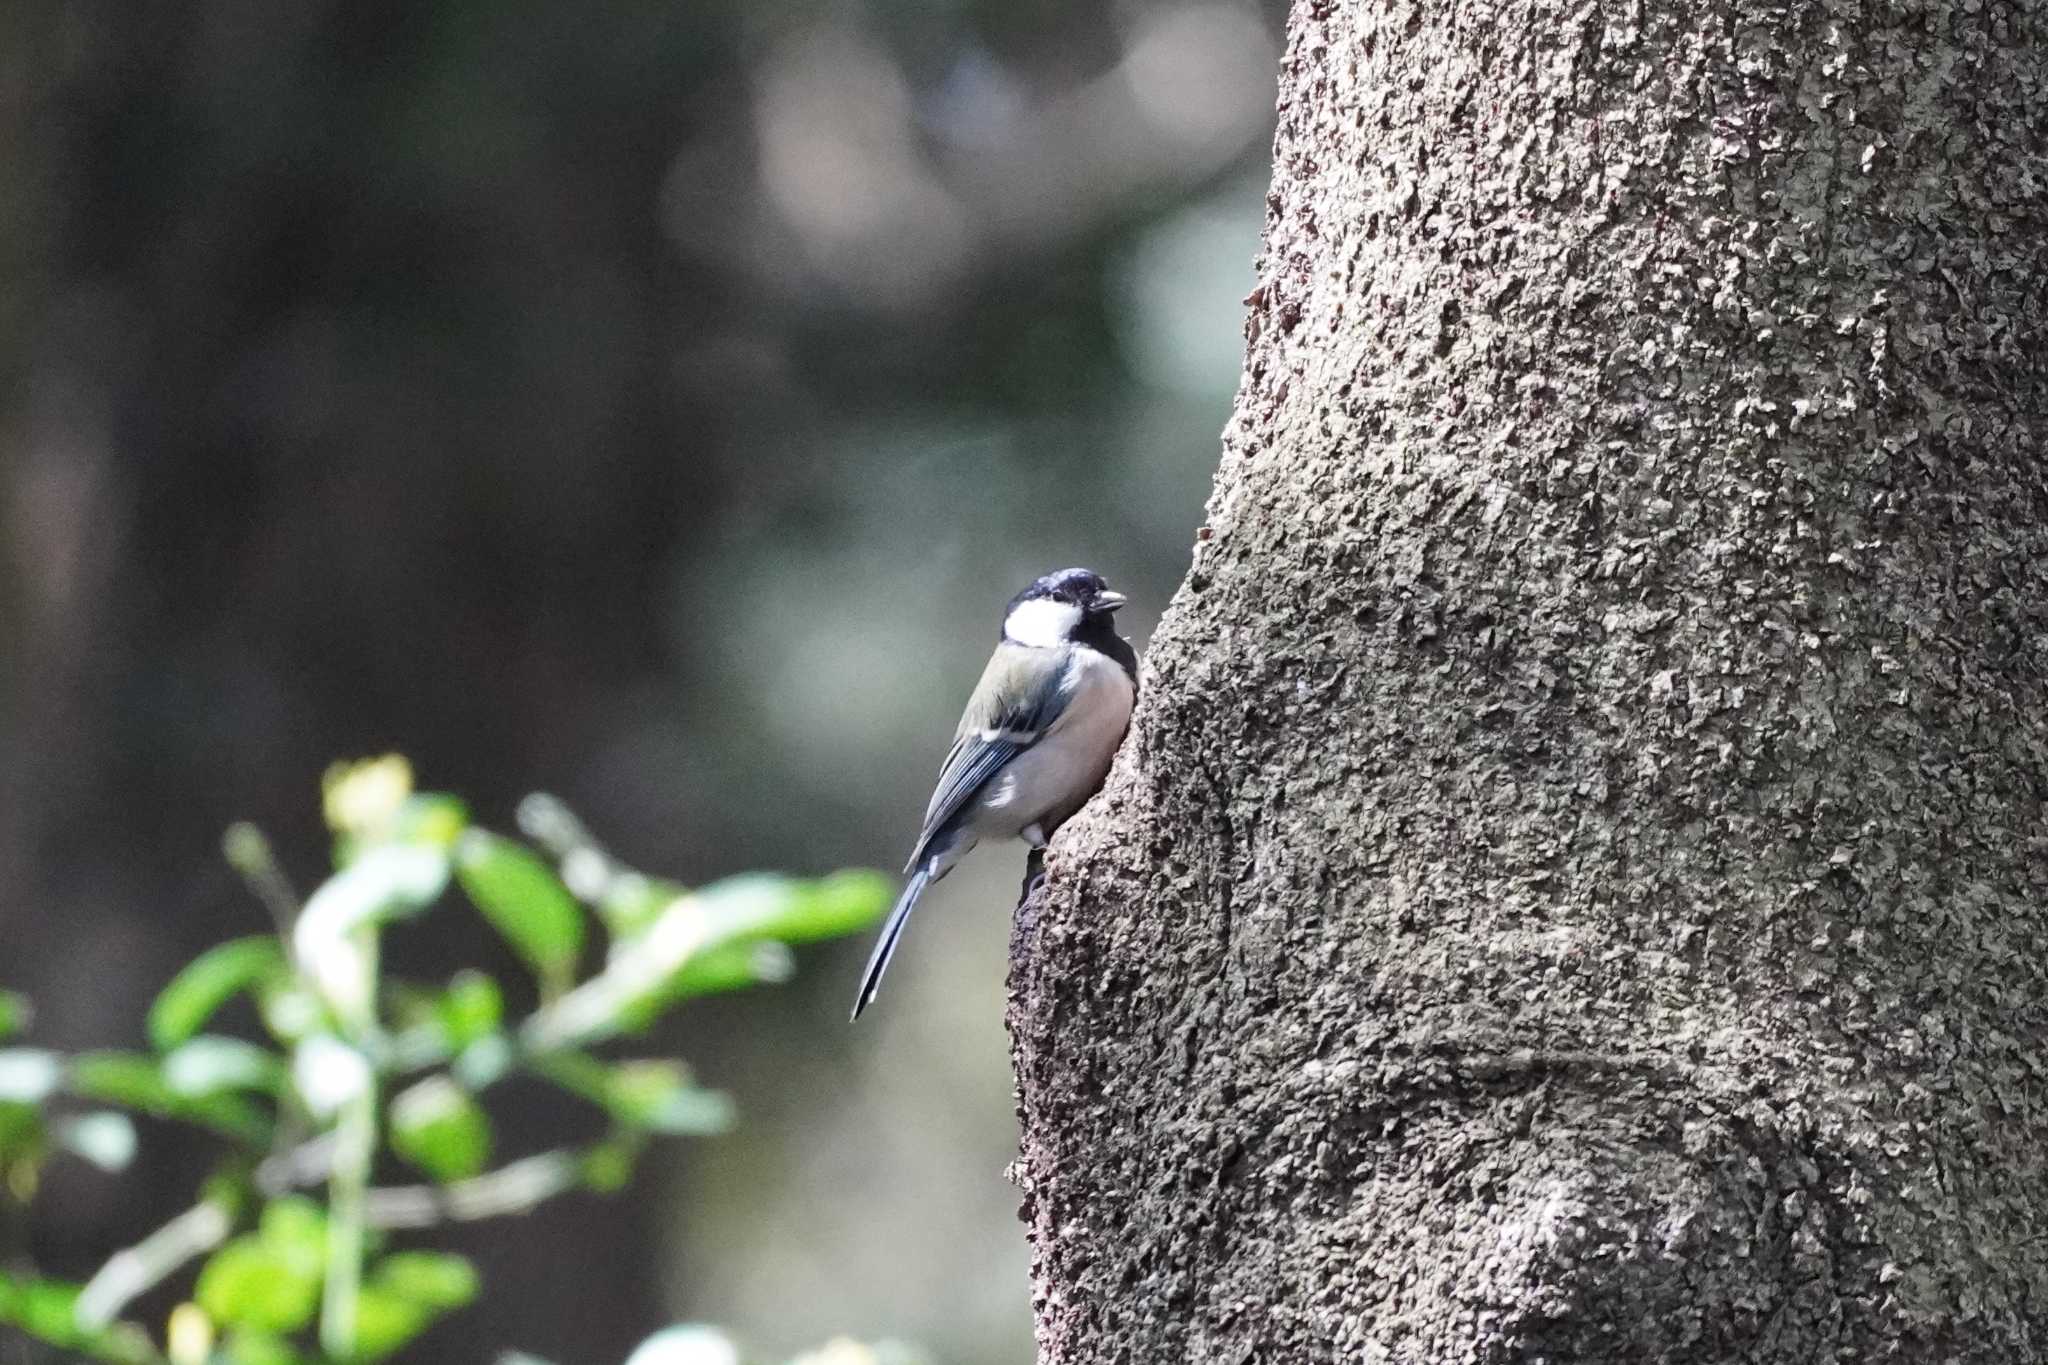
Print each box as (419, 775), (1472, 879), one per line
(1018, 823), (1049, 904)
(1019, 845), (1047, 906)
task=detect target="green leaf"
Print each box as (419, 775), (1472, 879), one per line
(539, 1055), (733, 1136)
(457, 831), (586, 994)
(70, 1052), (162, 1104)
(0, 1271), (77, 1337)
(197, 1239), (319, 1334)
(530, 1050), (610, 1105)
(71, 1053), (172, 1107)
(258, 1196), (328, 1264)
(648, 940), (794, 1007)
(512, 792), (625, 914)
(579, 1138), (640, 1193)
(196, 1204), (324, 1337)
(352, 1252), (478, 1361)
(71, 1052), (271, 1143)
(390, 972), (505, 1071)
(149, 938), (287, 1051)
(437, 971), (504, 1050)
(694, 870), (894, 948)
(0, 1102), (44, 1164)
(54, 1112), (137, 1172)
(611, 941), (795, 1036)
(0, 1272), (154, 1363)
(224, 1330), (306, 1365)
(374, 1252), (479, 1311)
(0, 991), (30, 1041)
(352, 1287), (431, 1362)
(0, 1048), (62, 1103)
(606, 1062), (734, 1136)
(390, 1077), (492, 1181)
(163, 1036), (285, 1097)
(543, 871), (889, 1043)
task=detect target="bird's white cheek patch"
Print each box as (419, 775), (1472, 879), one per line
(1004, 598), (1081, 648)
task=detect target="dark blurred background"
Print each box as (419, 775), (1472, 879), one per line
(0, 1), (1278, 1360)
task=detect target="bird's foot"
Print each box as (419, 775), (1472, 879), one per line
(1017, 845), (1047, 908)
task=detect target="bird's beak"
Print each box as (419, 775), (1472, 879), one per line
(1094, 590), (1128, 612)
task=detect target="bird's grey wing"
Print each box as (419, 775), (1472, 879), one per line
(905, 645), (1076, 871)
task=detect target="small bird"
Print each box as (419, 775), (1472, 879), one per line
(851, 567), (1138, 1020)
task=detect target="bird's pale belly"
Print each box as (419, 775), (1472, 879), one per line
(971, 653), (1134, 841)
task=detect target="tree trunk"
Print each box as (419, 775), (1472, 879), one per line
(1007, 0), (2048, 1359)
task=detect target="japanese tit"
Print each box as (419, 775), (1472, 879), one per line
(850, 567), (1138, 1020)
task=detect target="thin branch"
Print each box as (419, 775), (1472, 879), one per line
(521, 895), (700, 1053)
(318, 1081), (376, 1357)
(260, 1133), (589, 1230)
(255, 1131), (336, 1195)
(73, 1200), (234, 1328)
(318, 924), (381, 1360)
(221, 822), (302, 948)
(68, 1140), (592, 1333)
(363, 1152), (583, 1229)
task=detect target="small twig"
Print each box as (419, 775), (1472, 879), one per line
(221, 823), (302, 949)
(319, 1082), (376, 1357)
(68, 1139), (590, 1333)
(255, 1132), (336, 1195)
(521, 896), (700, 1053)
(258, 1133), (588, 1230)
(318, 924), (381, 1360)
(363, 1152), (583, 1229)
(74, 1201), (234, 1328)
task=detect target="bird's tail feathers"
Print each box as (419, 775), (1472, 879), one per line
(850, 867), (931, 1021)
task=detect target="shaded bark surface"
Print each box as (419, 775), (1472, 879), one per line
(1009, 0), (2048, 1360)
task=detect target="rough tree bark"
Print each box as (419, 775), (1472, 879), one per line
(1009, 0), (2047, 1359)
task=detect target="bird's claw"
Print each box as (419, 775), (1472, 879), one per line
(1018, 845), (1047, 905)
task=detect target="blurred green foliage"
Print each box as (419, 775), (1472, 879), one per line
(0, 757), (901, 1365)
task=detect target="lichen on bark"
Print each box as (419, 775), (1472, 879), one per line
(1007, 0), (2048, 1359)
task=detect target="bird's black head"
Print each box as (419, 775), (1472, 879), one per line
(1003, 567), (1128, 647)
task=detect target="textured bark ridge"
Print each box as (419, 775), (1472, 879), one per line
(1008, 0), (2048, 1359)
